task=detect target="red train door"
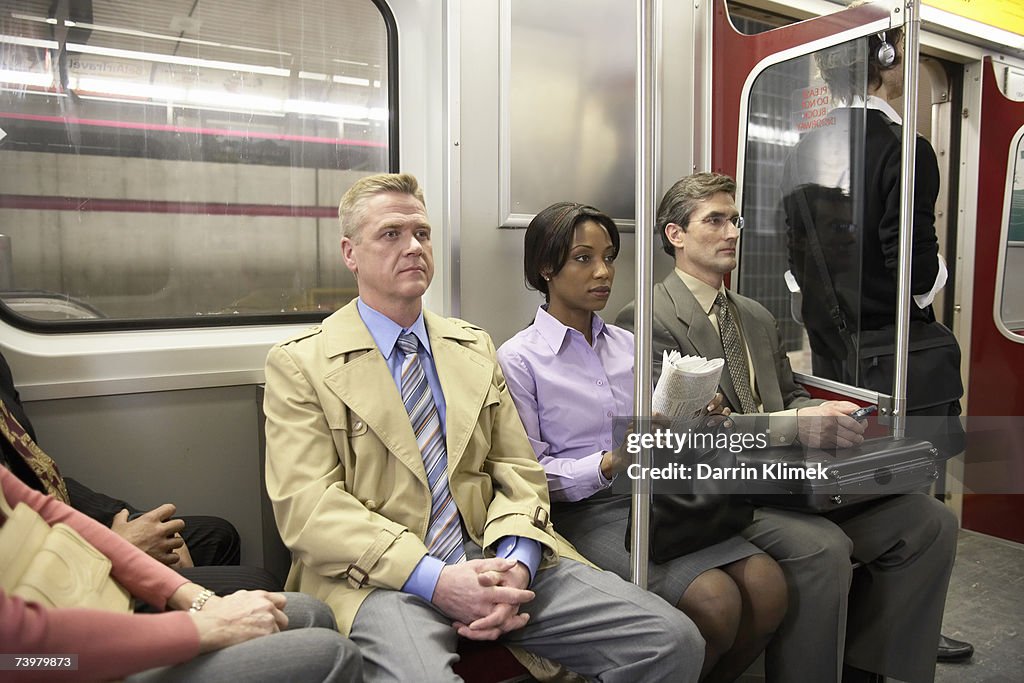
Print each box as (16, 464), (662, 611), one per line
(960, 58), (1024, 543)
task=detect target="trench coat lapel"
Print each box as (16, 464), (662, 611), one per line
(320, 303), (428, 486)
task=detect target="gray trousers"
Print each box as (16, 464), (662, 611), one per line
(742, 493), (957, 683)
(126, 592), (362, 683)
(349, 558), (705, 683)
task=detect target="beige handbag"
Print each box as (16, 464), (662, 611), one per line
(0, 484), (131, 612)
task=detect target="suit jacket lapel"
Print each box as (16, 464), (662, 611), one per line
(321, 303), (428, 485)
(662, 274), (742, 410)
(426, 312), (492, 471)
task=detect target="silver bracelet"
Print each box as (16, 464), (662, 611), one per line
(188, 588), (215, 613)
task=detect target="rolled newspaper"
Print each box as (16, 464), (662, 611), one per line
(652, 351), (725, 428)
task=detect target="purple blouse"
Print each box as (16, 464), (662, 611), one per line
(498, 306), (635, 502)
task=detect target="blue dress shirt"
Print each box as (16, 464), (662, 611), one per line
(356, 299), (540, 602)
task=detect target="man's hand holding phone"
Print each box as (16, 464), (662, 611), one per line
(795, 400), (867, 448)
(849, 405), (878, 422)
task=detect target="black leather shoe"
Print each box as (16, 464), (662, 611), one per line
(937, 634), (974, 662)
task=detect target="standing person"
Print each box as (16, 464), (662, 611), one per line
(782, 27), (972, 663)
(617, 172), (958, 683)
(0, 466), (362, 682)
(780, 27), (966, 463)
(497, 201), (787, 683)
(263, 173), (705, 682)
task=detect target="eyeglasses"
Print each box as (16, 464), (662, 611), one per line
(689, 215), (745, 231)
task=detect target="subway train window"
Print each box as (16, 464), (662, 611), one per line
(0, 0), (394, 328)
(999, 138), (1024, 338)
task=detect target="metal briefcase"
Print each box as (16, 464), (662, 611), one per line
(737, 437), (941, 512)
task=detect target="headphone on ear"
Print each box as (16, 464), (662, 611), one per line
(873, 31), (896, 68)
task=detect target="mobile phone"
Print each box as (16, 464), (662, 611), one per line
(849, 405), (878, 422)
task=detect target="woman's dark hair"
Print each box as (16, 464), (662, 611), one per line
(523, 202), (620, 301)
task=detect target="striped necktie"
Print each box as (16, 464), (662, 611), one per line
(397, 332), (466, 564)
(715, 292), (759, 414)
(0, 397), (70, 503)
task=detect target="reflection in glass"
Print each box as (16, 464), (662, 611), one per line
(0, 0), (391, 325)
(737, 28), (871, 380)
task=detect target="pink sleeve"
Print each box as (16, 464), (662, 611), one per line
(0, 467), (189, 609)
(1, 591), (199, 681)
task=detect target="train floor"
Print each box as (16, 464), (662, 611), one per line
(734, 528), (1024, 683)
(934, 529), (1024, 683)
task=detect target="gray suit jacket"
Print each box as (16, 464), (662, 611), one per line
(620, 275), (955, 683)
(615, 273), (818, 436)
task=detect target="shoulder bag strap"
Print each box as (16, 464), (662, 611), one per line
(792, 184), (858, 363)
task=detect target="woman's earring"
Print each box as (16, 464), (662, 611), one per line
(543, 275), (551, 281)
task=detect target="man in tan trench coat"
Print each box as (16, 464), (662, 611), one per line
(263, 172), (704, 682)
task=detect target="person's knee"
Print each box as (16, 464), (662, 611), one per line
(181, 515), (242, 566)
(784, 523), (853, 586)
(298, 629), (363, 683)
(756, 516), (852, 623)
(282, 592), (339, 631)
(174, 564), (283, 596)
(878, 495), (958, 568)
(677, 569), (742, 655)
(920, 496), (959, 561)
(735, 554), (788, 636)
(649, 605), (707, 673)
(750, 512), (853, 573)
(927, 497), (959, 551)
(329, 634), (364, 682)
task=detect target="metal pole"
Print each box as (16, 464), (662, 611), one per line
(893, 0), (921, 438)
(442, 0), (462, 319)
(631, 0), (659, 588)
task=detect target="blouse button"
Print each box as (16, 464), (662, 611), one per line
(607, 411), (614, 417)
(597, 380), (604, 386)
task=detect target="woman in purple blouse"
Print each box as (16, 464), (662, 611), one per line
(497, 202), (787, 682)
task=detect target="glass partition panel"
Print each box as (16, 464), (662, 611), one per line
(0, 0), (393, 327)
(738, 33), (874, 383)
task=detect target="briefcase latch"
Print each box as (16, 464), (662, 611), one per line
(829, 469), (843, 506)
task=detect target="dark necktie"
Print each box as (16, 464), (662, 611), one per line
(0, 397), (70, 503)
(397, 333), (466, 564)
(715, 292), (758, 414)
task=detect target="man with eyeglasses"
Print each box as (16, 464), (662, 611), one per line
(617, 171), (957, 683)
